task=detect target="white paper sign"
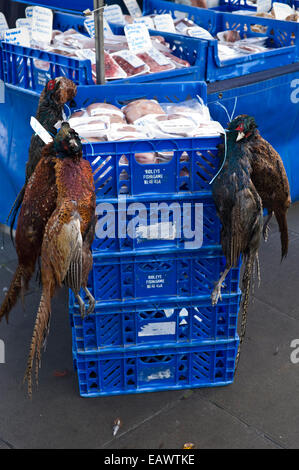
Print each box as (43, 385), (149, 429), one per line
(125, 23), (152, 54)
(30, 116), (53, 144)
(124, 0), (142, 18)
(257, 0), (272, 13)
(25, 6), (34, 19)
(104, 4), (125, 25)
(31, 6), (53, 45)
(153, 14), (176, 33)
(272, 2), (294, 19)
(4, 28), (30, 47)
(0, 12), (8, 33)
(16, 18), (32, 32)
(134, 16), (155, 29)
(84, 15), (95, 38)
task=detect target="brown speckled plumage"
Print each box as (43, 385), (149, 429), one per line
(24, 124), (96, 397)
(7, 77), (77, 240)
(0, 144), (57, 324)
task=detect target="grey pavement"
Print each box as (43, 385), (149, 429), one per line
(1, 203), (299, 449)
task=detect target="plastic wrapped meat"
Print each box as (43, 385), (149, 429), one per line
(162, 51), (190, 68)
(217, 30), (241, 43)
(111, 50), (149, 77)
(135, 153), (157, 164)
(107, 124), (148, 141)
(54, 31), (95, 49)
(104, 52), (127, 80)
(136, 50), (174, 73)
(86, 102), (125, 123)
(123, 99), (165, 124)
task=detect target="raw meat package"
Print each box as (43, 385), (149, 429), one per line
(111, 50), (149, 77)
(122, 99), (165, 123)
(136, 49), (175, 74)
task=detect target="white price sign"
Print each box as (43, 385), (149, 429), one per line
(125, 23), (152, 54)
(4, 28), (30, 47)
(31, 6), (53, 45)
(124, 0), (142, 17)
(104, 4), (125, 25)
(153, 14), (176, 33)
(257, 0), (272, 12)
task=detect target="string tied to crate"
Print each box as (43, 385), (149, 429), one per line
(208, 97), (238, 185)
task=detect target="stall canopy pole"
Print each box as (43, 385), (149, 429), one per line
(94, 0), (106, 84)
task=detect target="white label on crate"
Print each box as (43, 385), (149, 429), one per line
(111, 49), (145, 67)
(142, 167), (164, 185)
(272, 2), (294, 19)
(133, 16), (155, 29)
(147, 47), (173, 66)
(25, 6), (34, 18)
(153, 14), (176, 33)
(138, 321), (176, 337)
(158, 118), (196, 134)
(146, 274), (165, 289)
(4, 28), (30, 47)
(124, 0), (142, 17)
(136, 221), (176, 240)
(31, 6), (53, 45)
(147, 369), (172, 381)
(257, 0), (272, 12)
(125, 23), (152, 54)
(30, 116), (53, 144)
(104, 4), (125, 25)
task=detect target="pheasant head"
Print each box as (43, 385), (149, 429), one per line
(54, 122), (82, 159)
(228, 115), (257, 143)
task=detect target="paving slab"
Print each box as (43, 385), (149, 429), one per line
(0, 201), (298, 449)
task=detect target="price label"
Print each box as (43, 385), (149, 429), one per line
(124, 0), (142, 17)
(125, 23), (152, 54)
(4, 28), (30, 47)
(25, 6), (33, 18)
(134, 16), (155, 29)
(257, 0), (272, 12)
(31, 6), (53, 45)
(84, 15), (95, 38)
(104, 4), (125, 25)
(153, 14), (176, 33)
(272, 2), (294, 19)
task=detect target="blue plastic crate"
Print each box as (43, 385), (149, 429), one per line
(212, 0), (297, 12)
(91, 196), (220, 254)
(1, 10), (208, 92)
(71, 82), (222, 199)
(1, 11), (93, 92)
(72, 338), (239, 397)
(141, 0), (298, 82)
(70, 293), (241, 352)
(69, 249), (241, 306)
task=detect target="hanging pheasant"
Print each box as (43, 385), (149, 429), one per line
(211, 119), (263, 367)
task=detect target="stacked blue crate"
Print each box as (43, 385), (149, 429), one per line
(69, 81), (241, 397)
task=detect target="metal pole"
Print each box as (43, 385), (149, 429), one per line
(94, 0), (105, 85)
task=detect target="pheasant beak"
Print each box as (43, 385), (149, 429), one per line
(236, 131), (245, 142)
